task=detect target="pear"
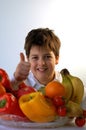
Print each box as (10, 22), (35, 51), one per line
(38, 86), (45, 95)
(66, 100), (83, 117)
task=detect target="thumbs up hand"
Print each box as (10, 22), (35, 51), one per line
(20, 52), (25, 62)
(14, 52), (30, 81)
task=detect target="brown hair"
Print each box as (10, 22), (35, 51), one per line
(24, 28), (61, 57)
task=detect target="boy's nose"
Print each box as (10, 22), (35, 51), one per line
(39, 58), (46, 65)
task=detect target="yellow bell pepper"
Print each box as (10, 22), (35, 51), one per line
(19, 92), (57, 122)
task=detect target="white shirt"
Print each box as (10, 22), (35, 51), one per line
(24, 71), (62, 90)
(11, 71), (62, 90)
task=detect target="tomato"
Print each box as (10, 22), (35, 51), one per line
(83, 109), (86, 118)
(53, 95), (65, 107)
(12, 82), (36, 98)
(0, 68), (12, 91)
(75, 117), (85, 127)
(56, 106), (67, 116)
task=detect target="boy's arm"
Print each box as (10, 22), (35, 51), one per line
(11, 74), (21, 90)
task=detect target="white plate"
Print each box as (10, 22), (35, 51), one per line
(0, 114), (70, 128)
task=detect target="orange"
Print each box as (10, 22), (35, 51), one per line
(45, 81), (65, 98)
(0, 83), (6, 95)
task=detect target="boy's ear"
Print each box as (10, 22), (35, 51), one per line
(55, 56), (59, 64)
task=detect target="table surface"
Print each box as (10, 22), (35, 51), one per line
(0, 121), (86, 130)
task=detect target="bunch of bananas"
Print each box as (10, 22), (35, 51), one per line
(60, 68), (84, 117)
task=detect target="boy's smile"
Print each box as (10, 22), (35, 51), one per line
(37, 67), (48, 72)
(28, 46), (59, 85)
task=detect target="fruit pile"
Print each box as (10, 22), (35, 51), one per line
(0, 68), (86, 127)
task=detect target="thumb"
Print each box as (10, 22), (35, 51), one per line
(20, 52), (25, 62)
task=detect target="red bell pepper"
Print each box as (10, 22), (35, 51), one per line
(12, 82), (36, 99)
(0, 93), (25, 117)
(0, 68), (12, 92)
(0, 93), (16, 114)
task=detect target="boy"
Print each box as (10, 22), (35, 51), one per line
(11, 28), (62, 90)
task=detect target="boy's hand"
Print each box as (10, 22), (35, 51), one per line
(14, 52), (30, 81)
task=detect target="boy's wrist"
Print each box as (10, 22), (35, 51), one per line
(11, 73), (21, 90)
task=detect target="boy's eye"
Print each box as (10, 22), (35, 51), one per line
(32, 56), (38, 60)
(30, 55), (52, 61)
(45, 55), (52, 59)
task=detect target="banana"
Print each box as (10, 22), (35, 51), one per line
(66, 100), (83, 117)
(60, 68), (84, 104)
(60, 70), (73, 103)
(68, 75), (84, 104)
(60, 68), (85, 117)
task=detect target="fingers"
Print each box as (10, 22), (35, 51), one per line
(19, 52), (30, 73)
(20, 52), (25, 62)
(19, 52), (30, 68)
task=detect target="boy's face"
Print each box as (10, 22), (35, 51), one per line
(28, 46), (59, 85)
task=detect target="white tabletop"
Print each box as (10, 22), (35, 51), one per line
(0, 122), (86, 130)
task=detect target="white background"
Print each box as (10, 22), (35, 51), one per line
(0, 0), (86, 86)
